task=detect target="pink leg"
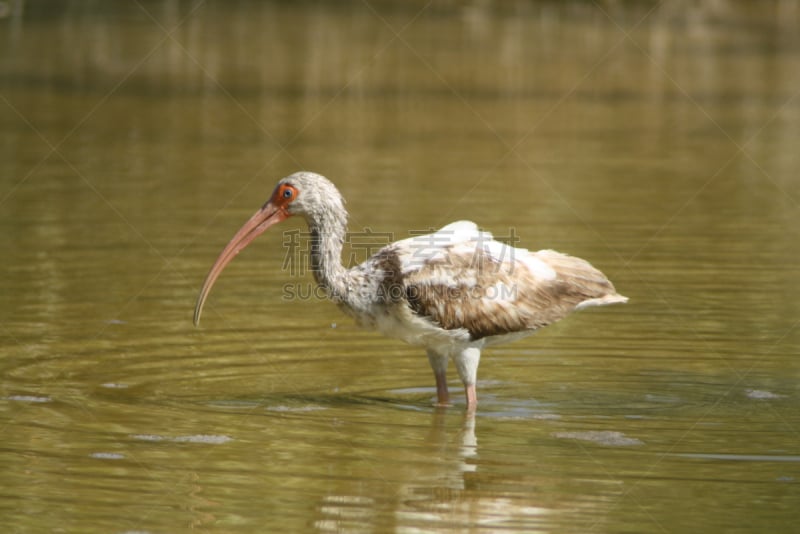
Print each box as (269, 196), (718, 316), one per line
(454, 348), (481, 411)
(427, 350), (450, 407)
(464, 384), (477, 411)
(434, 369), (450, 406)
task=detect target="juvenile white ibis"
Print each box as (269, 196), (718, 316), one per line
(194, 171), (627, 410)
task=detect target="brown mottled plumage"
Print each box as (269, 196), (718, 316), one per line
(404, 248), (619, 340)
(194, 171), (628, 410)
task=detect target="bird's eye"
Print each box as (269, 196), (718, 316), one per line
(282, 188), (293, 199)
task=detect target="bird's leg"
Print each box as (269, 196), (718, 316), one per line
(464, 384), (477, 411)
(427, 350), (450, 406)
(453, 348), (481, 411)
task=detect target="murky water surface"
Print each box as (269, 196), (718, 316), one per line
(2, 1), (799, 532)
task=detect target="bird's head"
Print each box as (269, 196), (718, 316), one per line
(277, 171), (345, 223)
(193, 171), (343, 325)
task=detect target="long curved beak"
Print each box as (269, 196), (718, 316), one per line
(193, 201), (288, 326)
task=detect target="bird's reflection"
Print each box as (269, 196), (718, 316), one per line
(429, 408), (478, 473)
(312, 403), (553, 532)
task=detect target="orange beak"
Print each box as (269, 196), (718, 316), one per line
(193, 201), (289, 326)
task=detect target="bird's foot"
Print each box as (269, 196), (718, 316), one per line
(434, 391), (451, 408)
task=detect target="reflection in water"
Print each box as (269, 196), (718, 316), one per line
(401, 413), (551, 532)
(315, 412), (553, 532)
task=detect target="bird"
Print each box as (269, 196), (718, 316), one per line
(193, 171), (628, 410)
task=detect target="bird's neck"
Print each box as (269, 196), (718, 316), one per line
(307, 210), (353, 303)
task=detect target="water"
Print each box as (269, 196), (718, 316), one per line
(1, 1), (799, 532)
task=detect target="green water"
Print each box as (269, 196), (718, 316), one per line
(1, 1), (798, 532)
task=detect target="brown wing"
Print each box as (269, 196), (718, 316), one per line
(403, 246), (622, 340)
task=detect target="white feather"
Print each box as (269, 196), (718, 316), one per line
(519, 254), (557, 280)
(397, 220), (492, 274)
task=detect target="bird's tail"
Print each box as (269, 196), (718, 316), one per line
(575, 293), (628, 311)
